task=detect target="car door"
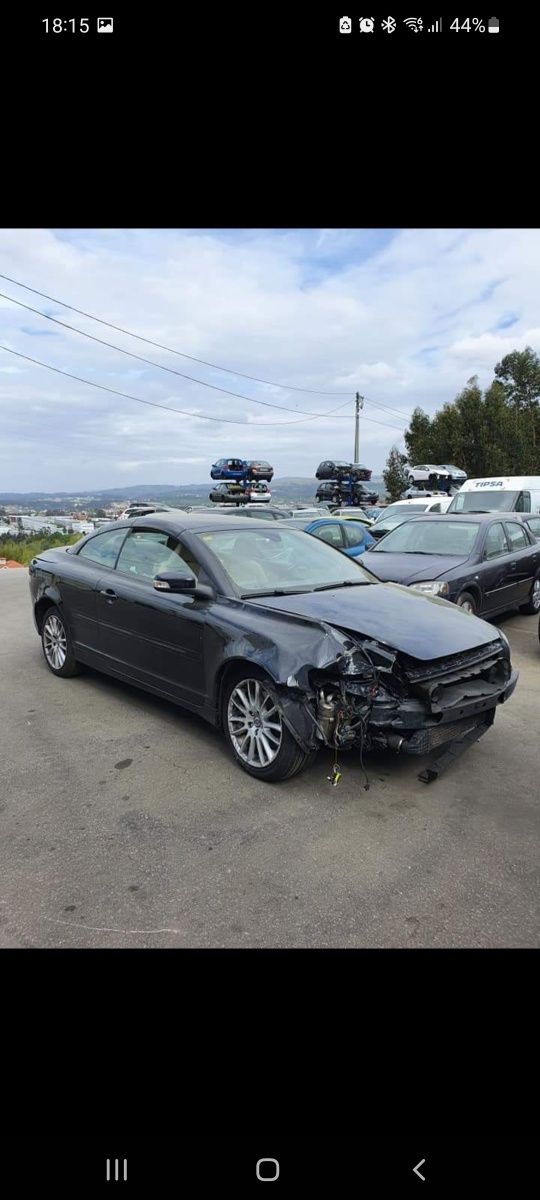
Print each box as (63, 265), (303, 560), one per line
(62, 527), (130, 653)
(503, 521), (540, 602)
(310, 521), (346, 553)
(96, 527), (208, 707)
(478, 522), (519, 613)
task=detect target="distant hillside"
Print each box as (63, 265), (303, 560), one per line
(0, 477), (385, 509)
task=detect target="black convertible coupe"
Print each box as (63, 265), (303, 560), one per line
(28, 512), (518, 784)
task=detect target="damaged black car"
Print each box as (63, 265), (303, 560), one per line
(28, 512), (518, 785)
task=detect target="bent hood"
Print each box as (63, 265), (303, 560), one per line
(254, 582), (498, 662)
(358, 551), (470, 583)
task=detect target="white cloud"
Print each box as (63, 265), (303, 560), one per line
(1, 226), (539, 489)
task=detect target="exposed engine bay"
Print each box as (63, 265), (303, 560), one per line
(272, 628), (517, 784)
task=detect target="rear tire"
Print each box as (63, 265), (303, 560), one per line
(519, 571), (540, 615)
(456, 591), (477, 616)
(222, 666), (316, 782)
(41, 605), (81, 677)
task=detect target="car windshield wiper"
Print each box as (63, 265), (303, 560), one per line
(240, 586), (315, 598)
(312, 579), (371, 591)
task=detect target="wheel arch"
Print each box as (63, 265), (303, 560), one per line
(456, 581), (482, 608)
(214, 656), (279, 728)
(34, 587), (64, 633)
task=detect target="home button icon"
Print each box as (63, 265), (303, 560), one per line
(256, 1158), (280, 1182)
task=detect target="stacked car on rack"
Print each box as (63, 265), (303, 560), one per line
(209, 458), (274, 505)
(315, 461), (379, 507)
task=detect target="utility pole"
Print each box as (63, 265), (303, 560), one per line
(354, 393), (364, 463)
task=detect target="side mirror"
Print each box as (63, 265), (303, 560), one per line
(154, 573), (196, 592)
(153, 573), (214, 600)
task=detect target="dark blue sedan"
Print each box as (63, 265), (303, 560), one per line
(281, 516), (375, 558)
(359, 512), (540, 618)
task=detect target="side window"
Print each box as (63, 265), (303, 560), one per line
(484, 522), (508, 560)
(116, 530), (199, 582)
(515, 492), (530, 512)
(77, 528), (127, 567)
(313, 523), (344, 548)
(504, 522), (529, 551)
(526, 517), (540, 538)
(429, 502), (441, 513)
(343, 522), (366, 548)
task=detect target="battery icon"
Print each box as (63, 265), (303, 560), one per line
(488, 17), (499, 33)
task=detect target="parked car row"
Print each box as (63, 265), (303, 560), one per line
(359, 513), (540, 619)
(210, 458), (274, 481)
(209, 481), (272, 505)
(29, 509), (519, 785)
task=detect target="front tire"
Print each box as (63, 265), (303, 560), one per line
(41, 606), (81, 677)
(222, 668), (315, 782)
(519, 571), (540, 615)
(456, 591), (478, 616)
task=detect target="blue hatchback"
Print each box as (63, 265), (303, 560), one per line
(210, 457), (249, 481)
(280, 516), (375, 558)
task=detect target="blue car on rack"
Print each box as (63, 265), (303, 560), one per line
(210, 457), (249, 481)
(280, 516), (375, 558)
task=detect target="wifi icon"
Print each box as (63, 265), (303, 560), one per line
(404, 17), (423, 31)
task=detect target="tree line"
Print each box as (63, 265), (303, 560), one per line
(383, 346), (540, 501)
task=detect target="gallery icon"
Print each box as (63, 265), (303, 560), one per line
(359, 17), (375, 32)
(97, 17), (114, 33)
(339, 16), (352, 33)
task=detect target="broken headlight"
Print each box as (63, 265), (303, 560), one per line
(408, 581), (450, 597)
(496, 628), (511, 658)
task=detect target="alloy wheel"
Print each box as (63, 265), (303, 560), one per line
(532, 578), (540, 611)
(43, 613), (68, 670)
(228, 678), (283, 768)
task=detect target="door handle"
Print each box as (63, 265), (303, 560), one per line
(510, 562), (517, 570)
(100, 587), (118, 601)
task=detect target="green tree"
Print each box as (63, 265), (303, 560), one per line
(383, 446), (409, 501)
(404, 407), (433, 465)
(494, 346), (540, 464)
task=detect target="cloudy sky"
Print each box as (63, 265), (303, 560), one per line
(0, 227), (538, 492)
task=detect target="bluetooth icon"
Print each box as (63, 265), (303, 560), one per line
(381, 16), (396, 33)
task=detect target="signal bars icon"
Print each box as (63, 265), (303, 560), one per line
(106, 1159), (127, 1182)
(428, 18), (443, 32)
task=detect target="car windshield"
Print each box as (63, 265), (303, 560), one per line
(371, 520), (480, 555)
(449, 490), (519, 512)
(372, 504), (427, 528)
(198, 528), (377, 595)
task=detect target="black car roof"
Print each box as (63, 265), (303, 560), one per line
(128, 510), (278, 535)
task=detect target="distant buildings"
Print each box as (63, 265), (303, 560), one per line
(0, 514), (94, 535)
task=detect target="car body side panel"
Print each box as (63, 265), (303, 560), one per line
(96, 574), (207, 706)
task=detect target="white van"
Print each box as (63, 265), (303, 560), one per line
(447, 476), (540, 515)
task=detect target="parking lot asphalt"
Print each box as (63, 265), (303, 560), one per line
(1, 569), (538, 948)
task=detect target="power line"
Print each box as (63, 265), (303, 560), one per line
(0, 271), (352, 396)
(0, 271), (414, 419)
(0, 343), (407, 432)
(336, 412), (405, 432)
(0, 291), (354, 420)
(0, 345), (358, 426)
